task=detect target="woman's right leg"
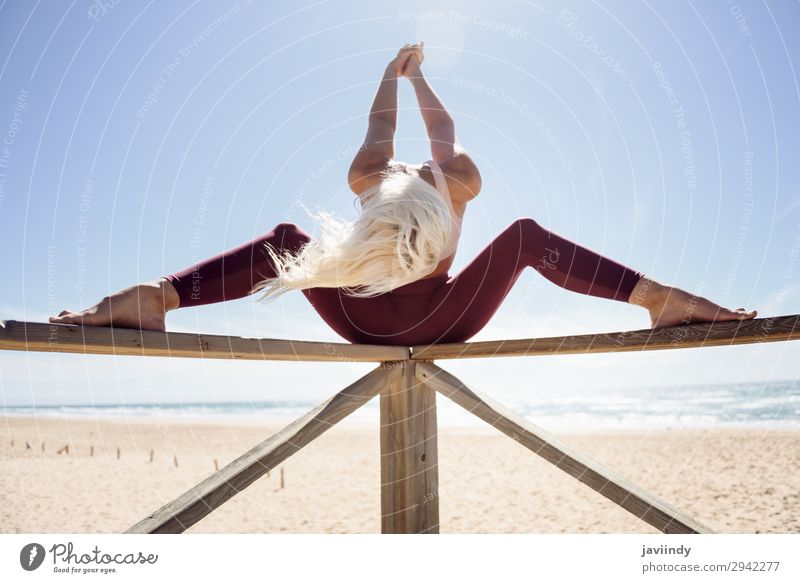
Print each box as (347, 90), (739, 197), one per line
(426, 217), (646, 342)
(425, 217), (756, 343)
(49, 222), (310, 330)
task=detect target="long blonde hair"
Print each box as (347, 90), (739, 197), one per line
(251, 168), (451, 303)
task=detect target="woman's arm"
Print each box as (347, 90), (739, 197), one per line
(407, 60), (455, 163)
(348, 50), (414, 195)
(405, 54), (482, 201)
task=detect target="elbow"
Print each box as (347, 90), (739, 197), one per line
(447, 152), (482, 201)
(464, 173), (482, 201)
(348, 157), (390, 195)
(347, 164), (372, 196)
(368, 112), (396, 131)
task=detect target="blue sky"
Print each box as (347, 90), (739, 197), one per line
(0, 0), (798, 408)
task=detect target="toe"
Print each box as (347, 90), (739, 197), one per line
(54, 313), (78, 324)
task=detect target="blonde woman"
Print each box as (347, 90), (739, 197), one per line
(50, 43), (757, 344)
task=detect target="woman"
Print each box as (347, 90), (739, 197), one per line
(49, 43), (757, 345)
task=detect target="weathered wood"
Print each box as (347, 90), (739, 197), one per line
(125, 363), (401, 534)
(0, 320), (408, 362)
(415, 361), (713, 534)
(380, 360), (439, 533)
(411, 314), (800, 360)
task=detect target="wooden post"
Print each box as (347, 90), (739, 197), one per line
(380, 360), (439, 534)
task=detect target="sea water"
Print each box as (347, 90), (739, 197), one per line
(3, 379), (798, 432)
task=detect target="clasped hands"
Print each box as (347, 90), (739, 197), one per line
(388, 42), (425, 78)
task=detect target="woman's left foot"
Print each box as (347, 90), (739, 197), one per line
(629, 276), (758, 329)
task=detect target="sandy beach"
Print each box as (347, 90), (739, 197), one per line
(1, 415), (798, 534)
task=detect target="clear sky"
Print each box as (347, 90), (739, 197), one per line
(1, 0), (798, 407)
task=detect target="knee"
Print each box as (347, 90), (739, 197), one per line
(273, 221), (301, 233)
(271, 221), (310, 241)
(513, 217), (539, 229)
(264, 222), (310, 253)
(492, 218), (544, 252)
(505, 216), (541, 237)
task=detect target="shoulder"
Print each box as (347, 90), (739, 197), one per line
(438, 151), (482, 203)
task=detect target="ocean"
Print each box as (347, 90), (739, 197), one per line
(3, 379), (798, 432)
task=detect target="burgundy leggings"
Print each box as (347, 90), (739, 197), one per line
(163, 218), (644, 345)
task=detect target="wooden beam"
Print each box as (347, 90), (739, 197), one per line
(410, 314), (800, 360)
(125, 363), (402, 534)
(380, 360), (440, 533)
(0, 320), (408, 362)
(415, 361), (713, 534)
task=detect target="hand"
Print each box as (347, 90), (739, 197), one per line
(388, 42), (424, 76)
(401, 53), (422, 78)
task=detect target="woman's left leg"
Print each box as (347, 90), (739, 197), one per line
(421, 217), (756, 344)
(412, 217), (643, 343)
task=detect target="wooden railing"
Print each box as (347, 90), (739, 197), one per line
(2, 314), (798, 534)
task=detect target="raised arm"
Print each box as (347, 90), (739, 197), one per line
(348, 48), (416, 196)
(404, 50), (482, 201)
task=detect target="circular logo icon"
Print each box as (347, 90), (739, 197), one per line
(20, 543), (46, 571)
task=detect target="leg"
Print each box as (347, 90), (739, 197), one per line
(426, 217), (646, 342)
(49, 222), (310, 331)
(425, 217), (756, 343)
(164, 222), (309, 308)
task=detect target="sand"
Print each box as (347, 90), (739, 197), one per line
(0, 416), (798, 534)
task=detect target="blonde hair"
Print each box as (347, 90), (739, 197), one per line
(251, 169), (451, 302)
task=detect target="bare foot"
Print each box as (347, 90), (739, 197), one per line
(48, 278), (180, 332)
(628, 276), (758, 329)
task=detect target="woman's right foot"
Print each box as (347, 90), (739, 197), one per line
(48, 278), (180, 332)
(629, 276), (758, 329)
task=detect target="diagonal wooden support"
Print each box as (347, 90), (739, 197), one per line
(125, 363), (402, 534)
(380, 360), (439, 533)
(415, 361), (713, 534)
